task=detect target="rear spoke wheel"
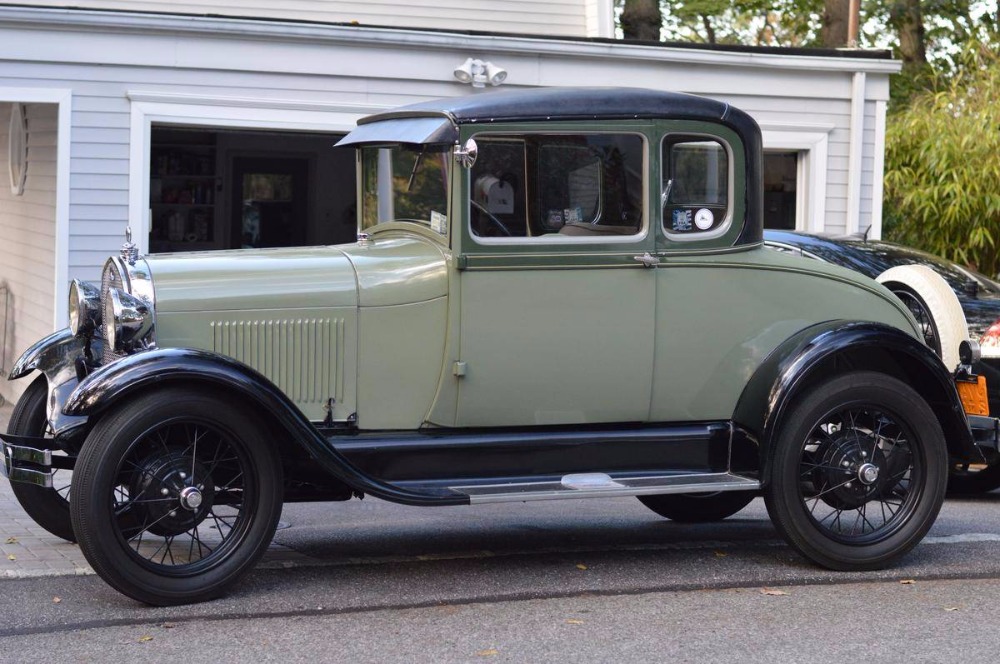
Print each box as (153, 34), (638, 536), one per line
(765, 371), (946, 571)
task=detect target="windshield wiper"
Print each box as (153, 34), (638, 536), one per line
(406, 149), (425, 193)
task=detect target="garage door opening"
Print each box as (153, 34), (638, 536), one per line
(148, 126), (357, 253)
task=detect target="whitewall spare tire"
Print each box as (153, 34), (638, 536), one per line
(877, 264), (969, 370)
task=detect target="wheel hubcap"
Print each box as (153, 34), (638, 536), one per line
(858, 462), (880, 486)
(129, 451), (215, 537)
(179, 486), (204, 511)
(811, 429), (888, 510)
(799, 407), (918, 541)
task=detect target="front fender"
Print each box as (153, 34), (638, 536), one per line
(733, 320), (978, 483)
(64, 348), (465, 506)
(8, 328), (82, 380)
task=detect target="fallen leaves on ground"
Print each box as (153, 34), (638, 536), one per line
(52, 597), (61, 604)
(900, 579), (916, 585)
(565, 619), (585, 625)
(761, 588), (789, 596)
(138, 635), (153, 643)
(161, 622), (176, 629)
(945, 607), (960, 612)
(5, 537), (17, 544)
(6, 554), (14, 561)
(714, 551), (728, 558)
(575, 563), (588, 570)
(476, 648), (499, 657)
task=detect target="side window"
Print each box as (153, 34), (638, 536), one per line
(470, 133), (644, 239)
(662, 136), (731, 238)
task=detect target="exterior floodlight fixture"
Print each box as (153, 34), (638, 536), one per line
(453, 58), (507, 88)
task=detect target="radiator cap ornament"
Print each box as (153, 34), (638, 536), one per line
(121, 226), (139, 265)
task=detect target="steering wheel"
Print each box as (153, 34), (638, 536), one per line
(470, 199), (513, 237)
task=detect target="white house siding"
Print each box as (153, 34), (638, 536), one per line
(13, 0), (601, 37)
(0, 102), (57, 404)
(0, 7), (898, 344)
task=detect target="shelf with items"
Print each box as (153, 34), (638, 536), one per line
(149, 127), (224, 252)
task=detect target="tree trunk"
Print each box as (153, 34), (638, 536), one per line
(888, 0), (927, 71)
(701, 15), (717, 44)
(821, 0), (850, 47)
(621, 0), (662, 41)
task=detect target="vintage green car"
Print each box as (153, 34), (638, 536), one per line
(2, 88), (995, 606)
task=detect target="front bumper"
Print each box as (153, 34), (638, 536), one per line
(0, 433), (73, 488)
(968, 415), (1000, 453)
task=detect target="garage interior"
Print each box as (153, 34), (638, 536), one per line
(148, 126), (357, 254)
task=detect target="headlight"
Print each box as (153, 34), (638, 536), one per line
(68, 279), (101, 337)
(98, 255), (156, 362)
(104, 287), (154, 353)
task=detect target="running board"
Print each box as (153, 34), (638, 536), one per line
(448, 472), (760, 505)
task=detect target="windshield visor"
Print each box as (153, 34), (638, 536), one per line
(361, 145), (450, 233)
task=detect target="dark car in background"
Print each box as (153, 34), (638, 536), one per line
(765, 230), (1000, 494)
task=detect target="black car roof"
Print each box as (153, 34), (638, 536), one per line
(356, 87), (732, 126)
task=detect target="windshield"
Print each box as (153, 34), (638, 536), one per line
(361, 145), (450, 233)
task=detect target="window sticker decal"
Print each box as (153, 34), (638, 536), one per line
(564, 207), (584, 224)
(695, 208), (714, 230)
(672, 208), (692, 232)
(430, 210), (447, 235)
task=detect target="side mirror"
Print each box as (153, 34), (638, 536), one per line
(454, 138), (478, 168)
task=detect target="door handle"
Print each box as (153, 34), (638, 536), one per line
(633, 252), (660, 268)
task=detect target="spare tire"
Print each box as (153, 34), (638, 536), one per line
(877, 264), (969, 370)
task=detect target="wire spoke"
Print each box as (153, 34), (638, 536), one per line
(798, 405), (919, 541)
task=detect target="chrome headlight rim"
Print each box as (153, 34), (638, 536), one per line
(68, 279), (101, 337)
(104, 287), (154, 353)
(99, 255), (156, 357)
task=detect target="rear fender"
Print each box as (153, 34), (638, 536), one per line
(733, 320), (977, 486)
(63, 348), (465, 506)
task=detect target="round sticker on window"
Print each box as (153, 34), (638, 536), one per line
(694, 208), (714, 230)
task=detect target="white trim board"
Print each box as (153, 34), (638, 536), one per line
(2, 6), (903, 76)
(869, 100), (888, 240)
(0, 86), (72, 329)
(127, 96), (380, 255)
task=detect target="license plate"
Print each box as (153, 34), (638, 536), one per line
(957, 374), (990, 416)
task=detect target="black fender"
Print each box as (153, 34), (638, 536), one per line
(63, 347), (467, 506)
(733, 320), (978, 486)
(8, 328), (82, 380)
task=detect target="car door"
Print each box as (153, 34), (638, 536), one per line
(453, 127), (657, 427)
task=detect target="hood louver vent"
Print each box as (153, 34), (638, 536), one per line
(211, 318), (345, 405)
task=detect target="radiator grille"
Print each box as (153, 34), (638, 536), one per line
(211, 318), (344, 404)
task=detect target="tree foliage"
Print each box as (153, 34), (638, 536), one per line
(883, 41), (1000, 274)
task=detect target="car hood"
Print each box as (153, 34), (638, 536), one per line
(147, 236), (448, 313)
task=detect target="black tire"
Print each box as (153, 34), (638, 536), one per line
(764, 371), (947, 571)
(638, 491), (755, 522)
(6, 376), (76, 542)
(947, 460), (1000, 495)
(70, 388), (283, 606)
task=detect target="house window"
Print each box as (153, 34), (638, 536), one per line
(763, 151), (798, 230)
(8, 103), (27, 196)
